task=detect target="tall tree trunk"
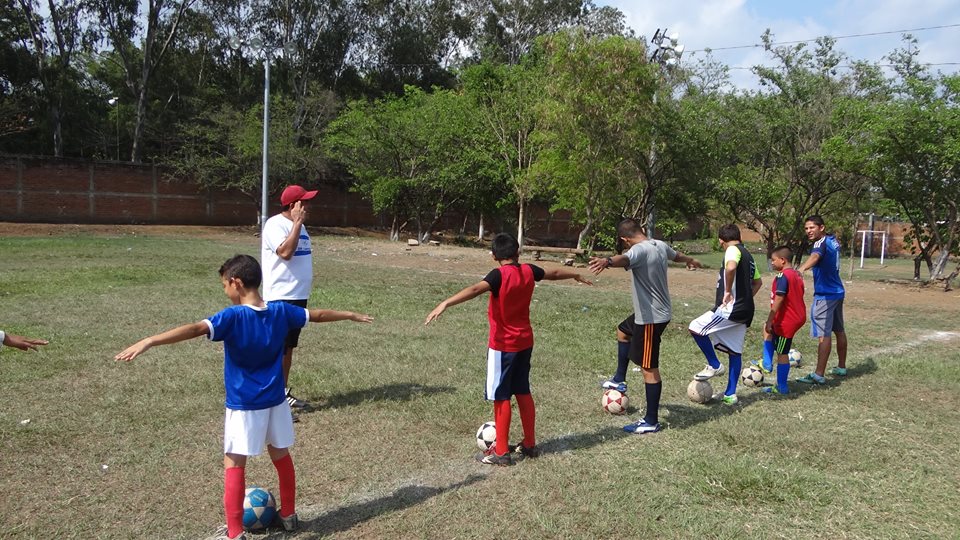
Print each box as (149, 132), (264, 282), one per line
(931, 250), (950, 280)
(478, 213), (485, 241)
(517, 199), (525, 248)
(130, 85), (149, 162)
(50, 103), (63, 157)
(577, 219), (592, 251)
(390, 214), (399, 242)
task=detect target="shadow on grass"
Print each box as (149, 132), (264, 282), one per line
(301, 383), (457, 413)
(538, 425), (628, 456)
(299, 474), (487, 537)
(663, 359), (878, 431)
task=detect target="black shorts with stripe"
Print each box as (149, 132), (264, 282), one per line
(618, 315), (669, 370)
(771, 331), (793, 356)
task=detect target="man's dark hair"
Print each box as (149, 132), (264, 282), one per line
(491, 233), (520, 261)
(718, 223), (742, 242)
(805, 214), (825, 227)
(219, 254), (262, 288)
(616, 218), (646, 240)
(772, 245), (793, 261)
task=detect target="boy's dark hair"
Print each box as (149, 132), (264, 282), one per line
(772, 245), (793, 261)
(617, 218), (646, 240)
(219, 254), (262, 288)
(805, 214), (825, 227)
(491, 233), (520, 261)
(718, 223), (742, 242)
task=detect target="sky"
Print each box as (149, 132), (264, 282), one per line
(598, 0), (960, 88)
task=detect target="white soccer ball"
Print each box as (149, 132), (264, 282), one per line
(687, 380), (713, 404)
(601, 389), (629, 415)
(741, 365), (764, 387)
(788, 349), (803, 367)
(476, 421), (496, 451)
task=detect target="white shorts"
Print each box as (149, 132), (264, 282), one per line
(223, 402), (295, 456)
(688, 308), (748, 355)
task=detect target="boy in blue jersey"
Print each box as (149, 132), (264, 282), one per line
(795, 215), (847, 384)
(115, 255), (372, 540)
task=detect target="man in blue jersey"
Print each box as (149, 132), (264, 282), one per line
(795, 215), (847, 384)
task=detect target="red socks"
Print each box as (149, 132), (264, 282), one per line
(272, 454), (296, 518)
(514, 393), (536, 448)
(223, 467), (245, 538)
(493, 399), (511, 455)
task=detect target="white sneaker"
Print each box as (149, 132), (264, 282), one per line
(694, 363), (726, 381)
(279, 512), (299, 531)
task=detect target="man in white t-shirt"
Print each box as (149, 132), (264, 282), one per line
(261, 184), (318, 410)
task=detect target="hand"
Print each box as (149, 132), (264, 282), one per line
(424, 304), (446, 325)
(4, 334), (48, 351)
(290, 201), (307, 223)
(115, 338), (152, 362)
(686, 259), (703, 270)
(764, 321), (774, 335)
(350, 312), (374, 323)
(721, 291), (734, 307)
(574, 275), (593, 286)
(587, 257), (609, 275)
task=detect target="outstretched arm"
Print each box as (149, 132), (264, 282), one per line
(541, 267), (592, 285)
(308, 309), (373, 324)
(587, 254), (628, 275)
(797, 252), (820, 274)
(1, 331), (48, 352)
(115, 321), (209, 362)
(425, 281), (491, 325)
(673, 252), (703, 270)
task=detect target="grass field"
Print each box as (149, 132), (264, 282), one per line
(1, 225), (959, 539)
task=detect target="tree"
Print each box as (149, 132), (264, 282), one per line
(712, 33), (860, 261)
(91, 0), (195, 162)
(461, 60), (546, 247)
(827, 38), (960, 282)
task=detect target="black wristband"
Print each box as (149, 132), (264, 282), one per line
(606, 256), (614, 267)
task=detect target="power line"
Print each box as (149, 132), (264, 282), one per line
(725, 61), (960, 71)
(690, 23), (960, 54)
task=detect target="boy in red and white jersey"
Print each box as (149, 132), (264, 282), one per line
(425, 233), (591, 465)
(760, 246), (806, 394)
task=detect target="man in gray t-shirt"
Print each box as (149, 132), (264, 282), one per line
(589, 218), (701, 435)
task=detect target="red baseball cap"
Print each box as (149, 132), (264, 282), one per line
(280, 185), (318, 206)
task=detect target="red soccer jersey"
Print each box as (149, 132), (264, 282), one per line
(484, 263), (542, 351)
(771, 267), (806, 338)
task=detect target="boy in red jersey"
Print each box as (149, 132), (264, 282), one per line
(425, 233), (591, 465)
(759, 246), (806, 394)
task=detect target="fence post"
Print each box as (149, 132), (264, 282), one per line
(89, 163), (95, 218)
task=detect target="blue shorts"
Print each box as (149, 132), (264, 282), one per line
(485, 347), (532, 401)
(811, 297), (845, 337)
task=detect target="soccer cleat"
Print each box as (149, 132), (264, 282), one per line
(761, 387), (788, 395)
(475, 449), (514, 466)
(279, 512), (299, 532)
(721, 394), (738, 405)
(512, 443), (543, 459)
(830, 367), (848, 376)
(694, 363), (726, 381)
(285, 388), (309, 409)
(796, 373), (826, 385)
(751, 359), (773, 374)
(623, 419), (661, 434)
(601, 379), (628, 393)
(213, 526), (247, 540)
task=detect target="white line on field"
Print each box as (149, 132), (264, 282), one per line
(866, 330), (960, 357)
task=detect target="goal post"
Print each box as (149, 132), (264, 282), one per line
(854, 229), (888, 268)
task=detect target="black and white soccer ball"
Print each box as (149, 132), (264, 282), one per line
(788, 348), (803, 367)
(741, 365), (764, 387)
(476, 421), (496, 451)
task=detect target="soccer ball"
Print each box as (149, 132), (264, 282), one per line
(788, 349), (803, 367)
(476, 421), (496, 451)
(243, 487), (277, 531)
(741, 366), (764, 387)
(601, 389), (629, 415)
(687, 380), (713, 404)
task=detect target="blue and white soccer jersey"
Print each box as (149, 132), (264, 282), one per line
(485, 348), (532, 401)
(224, 401), (295, 456)
(688, 304), (748, 355)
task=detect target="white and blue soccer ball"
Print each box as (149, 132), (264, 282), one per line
(741, 366), (764, 387)
(243, 486), (277, 531)
(788, 349), (803, 367)
(476, 421), (496, 451)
